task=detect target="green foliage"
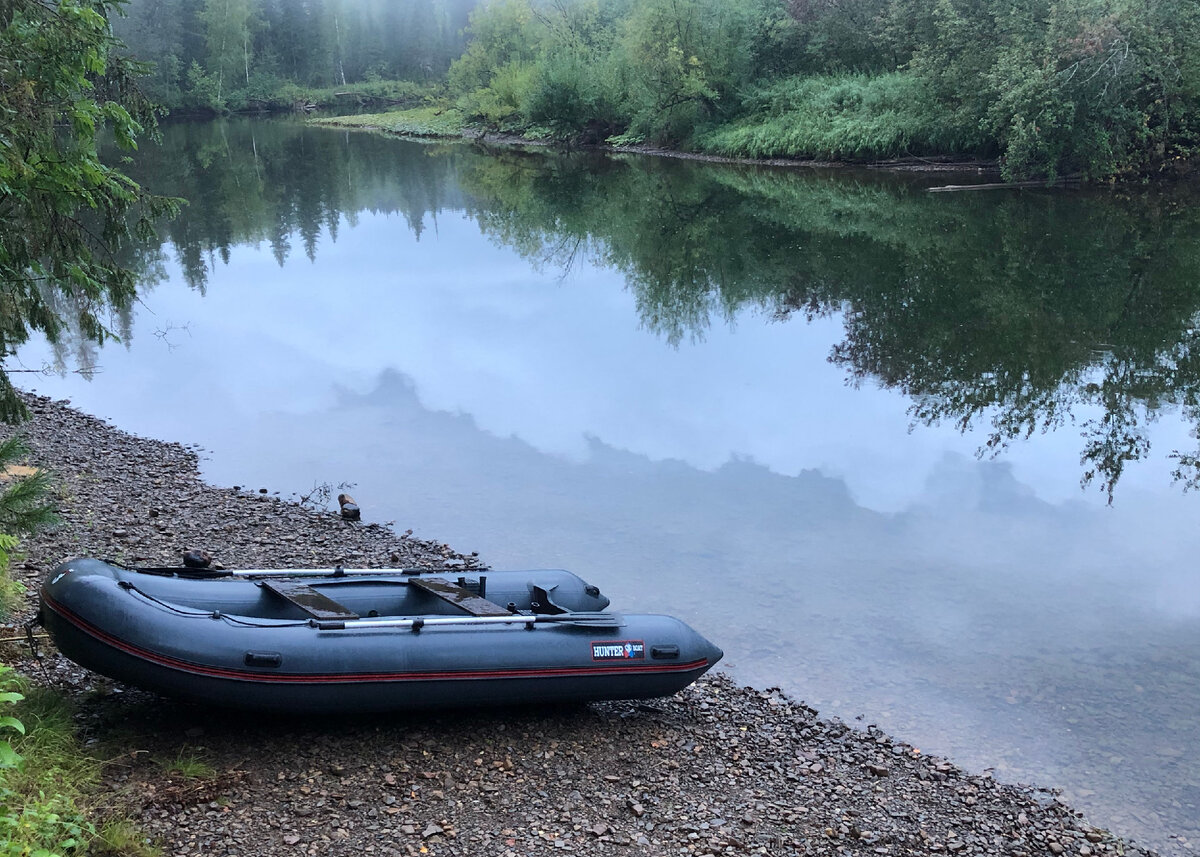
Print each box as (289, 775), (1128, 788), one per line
(0, 665), (24, 771)
(0, 791), (90, 857)
(908, 0), (1200, 179)
(0, 436), (59, 537)
(523, 52), (606, 138)
(699, 72), (987, 160)
(0, 0), (181, 424)
(0, 432), (56, 618)
(460, 59), (540, 126)
(443, 0), (1200, 176)
(0, 603), (155, 855)
(315, 106), (468, 137)
(104, 0), (1200, 177)
(446, 0), (798, 146)
(0, 684), (97, 857)
(0, 533), (23, 619)
(197, 0), (258, 104)
(0, 433), (53, 631)
(612, 0), (719, 145)
(0, 408), (110, 857)
(447, 0), (541, 95)
(184, 59), (222, 111)
(785, 0), (898, 73)
(251, 78), (438, 113)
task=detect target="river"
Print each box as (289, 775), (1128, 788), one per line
(15, 117), (1200, 854)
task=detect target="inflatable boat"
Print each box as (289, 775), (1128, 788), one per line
(38, 558), (722, 712)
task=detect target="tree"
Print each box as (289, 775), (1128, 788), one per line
(0, 0), (179, 423)
(0, 436), (57, 536)
(197, 0), (256, 105)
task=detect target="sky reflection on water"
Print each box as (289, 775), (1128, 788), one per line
(15, 123), (1200, 854)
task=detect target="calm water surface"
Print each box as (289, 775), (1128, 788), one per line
(17, 119), (1200, 854)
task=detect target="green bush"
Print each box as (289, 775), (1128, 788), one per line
(908, 0), (1200, 179)
(182, 60), (222, 112)
(458, 60), (540, 127)
(525, 51), (615, 140)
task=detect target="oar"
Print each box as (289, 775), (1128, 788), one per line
(310, 611), (623, 631)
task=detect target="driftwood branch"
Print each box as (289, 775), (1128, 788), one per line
(928, 178), (1081, 192)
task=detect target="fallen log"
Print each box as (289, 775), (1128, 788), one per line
(928, 178), (1081, 192)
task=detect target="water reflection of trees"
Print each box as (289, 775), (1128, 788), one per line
(458, 153), (1200, 499)
(127, 120), (1200, 498)
(121, 119), (472, 291)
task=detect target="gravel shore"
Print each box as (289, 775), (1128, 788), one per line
(1, 395), (1160, 856)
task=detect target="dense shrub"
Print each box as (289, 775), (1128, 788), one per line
(911, 0), (1200, 179)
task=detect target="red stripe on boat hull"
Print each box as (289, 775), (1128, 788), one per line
(41, 591), (711, 686)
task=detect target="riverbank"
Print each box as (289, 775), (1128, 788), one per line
(0, 395), (1163, 856)
(307, 109), (1004, 177)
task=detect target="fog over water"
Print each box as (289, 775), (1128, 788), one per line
(17, 119), (1200, 854)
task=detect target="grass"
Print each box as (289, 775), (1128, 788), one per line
(0, 676), (160, 857)
(312, 105), (469, 138)
(155, 747), (216, 781)
(1, 683), (96, 856)
(698, 72), (985, 162)
(95, 818), (161, 856)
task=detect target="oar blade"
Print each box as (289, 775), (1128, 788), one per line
(538, 611), (624, 628)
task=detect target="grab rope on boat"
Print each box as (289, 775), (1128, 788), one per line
(22, 612), (54, 684)
(116, 581), (311, 629)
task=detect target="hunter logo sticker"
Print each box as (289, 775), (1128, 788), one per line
(591, 640), (646, 661)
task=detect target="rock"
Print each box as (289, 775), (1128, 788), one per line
(338, 493), (361, 521)
(182, 549), (211, 568)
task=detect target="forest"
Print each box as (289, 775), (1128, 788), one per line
(111, 0), (478, 109)
(112, 0), (1200, 180)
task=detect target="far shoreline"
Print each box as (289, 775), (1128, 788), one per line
(306, 112), (1010, 179)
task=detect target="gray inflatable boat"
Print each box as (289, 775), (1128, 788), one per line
(38, 558), (722, 712)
